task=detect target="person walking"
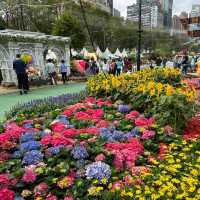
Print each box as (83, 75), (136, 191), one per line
(13, 54), (29, 95)
(60, 60), (68, 84)
(46, 59), (57, 85)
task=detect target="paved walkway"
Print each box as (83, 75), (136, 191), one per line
(0, 82), (86, 121)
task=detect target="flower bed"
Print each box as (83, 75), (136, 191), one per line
(0, 97), (199, 200)
(87, 69), (197, 133)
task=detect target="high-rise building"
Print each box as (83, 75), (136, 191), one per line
(190, 4), (200, 17)
(160, 0), (173, 28)
(127, 0), (163, 28)
(113, 8), (121, 17)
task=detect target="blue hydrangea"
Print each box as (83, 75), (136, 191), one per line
(76, 159), (89, 169)
(20, 141), (41, 153)
(125, 127), (140, 138)
(118, 105), (131, 113)
(20, 132), (35, 143)
(56, 115), (70, 125)
(14, 196), (25, 200)
(12, 151), (22, 159)
(39, 131), (50, 138)
(71, 146), (89, 160)
(100, 128), (127, 142)
(48, 145), (64, 155)
(22, 150), (44, 166)
(86, 161), (111, 181)
(68, 125), (75, 129)
(23, 123), (33, 129)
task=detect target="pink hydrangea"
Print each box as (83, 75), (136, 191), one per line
(164, 125), (173, 135)
(64, 196), (74, 200)
(141, 130), (156, 140)
(125, 111), (140, 121)
(34, 182), (49, 197)
(95, 154), (105, 162)
(46, 193), (57, 200)
(22, 169), (37, 183)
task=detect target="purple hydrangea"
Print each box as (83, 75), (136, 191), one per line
(20, 141), (41, 153)
(14, 196), (25, 200)
(22, 150), (44, 166)
(86, 161), (111, 181)
(118, 105), (131, 113)
(71, 146), (89, 160)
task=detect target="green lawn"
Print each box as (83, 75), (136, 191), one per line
(0, 82), (85, 121)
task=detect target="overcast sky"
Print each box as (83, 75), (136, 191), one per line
(114, 0), (200, 17)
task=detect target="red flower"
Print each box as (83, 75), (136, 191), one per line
(0, 174), (10, 188)
(0, 188), (14, 200)
(63, 129), (78, 138)
(51, 122), (66, 132)
(159, 143), (168, 160)
(135, 117), (155, 127)
(105, 139), (144, 171)
(96, 120), (109, 128)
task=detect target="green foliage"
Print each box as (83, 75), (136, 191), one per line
(0, 17), (6, 30)
(152, 94), (196, 134)
(52, 13), (86, 49)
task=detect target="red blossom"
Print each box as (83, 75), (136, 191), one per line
(95, 154), (106, 162)
(0, 188), (14, 200)
(141, 130), (156, 140)
(135, 117), (155, 127)
(125, 111), (140, 121)
(105, 139), (144, 171)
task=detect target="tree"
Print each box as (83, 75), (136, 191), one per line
(0, 17), (6, 30)
(52, 13), (86, 49)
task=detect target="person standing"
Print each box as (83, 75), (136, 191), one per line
(116, 59), (123, 76)
(46, 59), (57, 85)
(60, 60), (68, 84)
(102, 59), (110, 73)
(13, 54), (29, 95)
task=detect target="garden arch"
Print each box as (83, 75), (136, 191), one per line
(0, 29), (71, 86)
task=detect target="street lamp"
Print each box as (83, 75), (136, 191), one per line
(137, 0), (142, 71)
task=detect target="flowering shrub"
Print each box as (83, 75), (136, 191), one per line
(0, 96), (199, 199)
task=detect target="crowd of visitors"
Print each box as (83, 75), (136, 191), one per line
(12, 52), (200, 95)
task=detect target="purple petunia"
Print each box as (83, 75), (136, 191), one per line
(86, 161), (111, 181)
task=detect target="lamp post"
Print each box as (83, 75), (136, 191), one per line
(137, 0), (142, 71)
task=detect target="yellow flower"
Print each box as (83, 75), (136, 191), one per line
(21, 190), (32, 198)
(88, 186), (103, 196)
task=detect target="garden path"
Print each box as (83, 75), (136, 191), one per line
(0, 82), (86, 121)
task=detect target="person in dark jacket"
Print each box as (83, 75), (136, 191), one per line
(13, 54), (29, 95)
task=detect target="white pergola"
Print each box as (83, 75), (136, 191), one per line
(0, 29), (71, 86)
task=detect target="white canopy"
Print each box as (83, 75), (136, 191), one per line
(115, 48), (122, 57)
(80, 48), (89, 58)
(122, 49), (128, 58)
(102, 48), (113, 59)
(96, 47), (103, 58)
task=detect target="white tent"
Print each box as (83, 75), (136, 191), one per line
(122, 49), (128, 58)
(96, 47), (103, 58)
(102, 48), (113, 59)
(115, 48), (122, 57)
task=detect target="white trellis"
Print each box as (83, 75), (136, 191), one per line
(0, 29), (71, 86)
